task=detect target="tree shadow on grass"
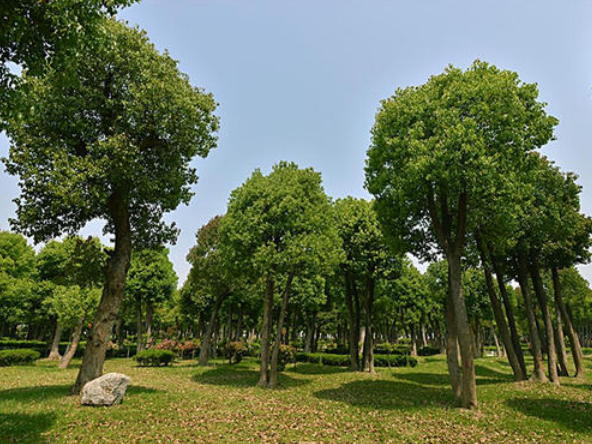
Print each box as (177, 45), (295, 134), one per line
(193, 366), (310, 389)
(314, 379), (453, 410)
(0, 412), (56, 443)
(392, 368), (510, 387)
(506, 397), (592, 434)
(0, 384), (160, 404)
(287, 363), (350, 376)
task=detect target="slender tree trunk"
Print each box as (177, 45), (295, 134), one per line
(410, 324), (418, 357)
(48, 323), (63, 361)
(529, 257), (560, 385)
(60, 318), (84, 369)
(258, 278), (274, 387)
(552, 267), (585, 378)
(445, 290), (462, 406)
(269, 272), (295, 388)
(492, 325), (502, 357)
(490, 255), (527, 377)
(145, 301), (154, 349)
(72, 191), (132, 394)
(516, 253), (547, 382)
(553, 300), (569, 377)
(226, 303), (233, 342)
(448, 250), (477, 409)
(304, 315), (315, 353)
(345, 273), (360, 370)
(235, 306), (243, 342)
(476, 237), (525, 380)
(362, 277), (375, 373)
(135, 294), (143, 353)
(198, 290), (228, 366)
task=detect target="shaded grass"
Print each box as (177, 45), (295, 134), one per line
(1, 355), (592, 442)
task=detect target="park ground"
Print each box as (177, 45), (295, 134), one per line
(1, 354), (592, 443)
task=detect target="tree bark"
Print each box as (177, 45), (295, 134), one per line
(553, 299), (569, 377)
(48, 323), (63, 361)
(476, 236), (526, 380)
(235, 306), (243, 342)
(345, 273), (360, 370)
(362, 277), (375, 373)
(410, 324), (418, 357)
(198, 289), (228, 366)
(145, 300), (154, 349)
(258, 277), (274, 387)
(60, 318), (84, 369)
(516, 253), (547, 382)
(72, 191), (132, 394)
(269, 272), (295, 388)
(135, 294), (143, 353)
(445, 291), (462, 406)
(552, 267), (585, 378)
(529, 256), (560, 385)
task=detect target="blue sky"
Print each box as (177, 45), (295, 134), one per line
(1, 0), (592, 284)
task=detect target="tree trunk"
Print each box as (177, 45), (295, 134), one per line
(552, 267), (585, 378)
(516, 253), (547, 382)
(269, 272), (295, 388)
(445, 291), (462, 406)
(304, 315), (315, 353)
(48, 323), (63, 361)
(362, 277), (375, 373)
(553, 299), (569, 377)
(235, 306), (243, 342)
(145, 301), (154, 349)
(529, 257), (560, 385)
(258, 277), (274, 387)
(490, 254), (528, 377)
(72, 191), (132, 394)
(135, 294), (143, 353)
(410, 324), (418, 357)
(345, 273), (360, 370)
(59, 318), (84, 369)
(226, 303), (233, 342)
(492, 325), (502, 357)
(476, 236), (525, 380)
(448, 250), (477, 409)
(198, 289), (228, 366)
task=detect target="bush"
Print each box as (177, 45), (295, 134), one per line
(323, 346), (350, 355)
(179, 339), (201, 359)
(247, 340), (261, 357)
(134, 349), (176, 367)
(278, 344), (297, 371)
(295, 352), (416, 368)
(155, 338), (181, 353)
(374, 343), (411, 355)
(223, 341), (247, 364)
(417, 346), (440, 356)
(0, 349), (40, 366)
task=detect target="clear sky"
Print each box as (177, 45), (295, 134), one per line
(1, 0), (592, 284)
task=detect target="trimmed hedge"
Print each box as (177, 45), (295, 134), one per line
(0, 349), (40, 366)
(296, 352), (417, 368)
(134, 349), (176, 367)
(223, 341), (247, 364)
(417, 346), (441, 356)
(374, 343), (412, 355)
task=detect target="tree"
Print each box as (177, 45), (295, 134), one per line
(126, 247), (177, 351)
(365, 61), (557, 408)
(219, 162), (341, 387)
(3, 19), (219, 393)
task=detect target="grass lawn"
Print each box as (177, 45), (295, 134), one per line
(1, 354), (592, 443)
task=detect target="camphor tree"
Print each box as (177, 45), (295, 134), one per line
(219, 162), (342, 387)
(126, 247), (177, 352)
(365, 61), (557, 408)
(3, 19), (218, 393)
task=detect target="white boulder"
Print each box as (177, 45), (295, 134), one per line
(80, 372), (131, 406)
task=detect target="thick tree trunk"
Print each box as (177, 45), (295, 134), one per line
(552, 267), (585, 378)
(48, 323), (63, 361)
(145, 301), (154, 349)
(553, 300), (569, 377)
(362, 277), (375, 373)
(59, 318), (84, 369)
(135, 294), (143, 353)
(529, 257), (560, 385)
(448, 251), (477, 409)
(198, 290), (228, 366)
(258, 278), (274, 387)
(476, 237), (526, 380)
(72, 191), (132, 394)
(445, 291), (462, 406)
(516, 254), (547, 382)
(269, 272), (295, 388)
(410, 324), (418, 357)
(345, 273), (360, 370)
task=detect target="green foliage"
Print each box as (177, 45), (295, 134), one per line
(4, 19), (219, 246)
(134, 349), (176, 367)
(374, 343), (412, 355)
(296, 352), (417, 368)
(223, 341), (247, 365)
(0, 349), (40, 366)
(277, 344), (297, 371)
(126, 247), (177, 306)
(417, 346), (441, 356)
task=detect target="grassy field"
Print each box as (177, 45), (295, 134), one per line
(1, 354), (592, 443)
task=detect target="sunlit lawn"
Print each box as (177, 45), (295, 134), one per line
(1, 353), (592, 443)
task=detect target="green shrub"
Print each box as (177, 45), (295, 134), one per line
(134, 349), (176, 367)
(295, 352), (416, 368)
(247, 340), (261, 357)
(374, 354), (417, 368)
(417, 346), (440, 356)
(374, 343), (411, 355)
(223, 341), (247, 364)
(278, 344), (297, 371)
(0, 349), (40, 366)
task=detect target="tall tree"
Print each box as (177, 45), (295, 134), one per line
(365, 61), (557, 408)
(4, 19), (218, 393)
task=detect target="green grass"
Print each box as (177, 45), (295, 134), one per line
(1, 355), (592, 443)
